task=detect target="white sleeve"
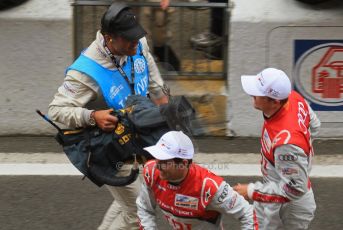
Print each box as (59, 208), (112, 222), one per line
(248, 144), (310, 202)
(48, 70), (98, 128)
(305, 100), (321, 138)
(208, 181), (257, 230)
(136, 180), (158, 230)
(140, 37), (166, 99)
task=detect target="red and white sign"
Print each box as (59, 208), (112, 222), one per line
(294, 42), (343, 109)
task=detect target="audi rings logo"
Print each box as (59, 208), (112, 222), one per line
(278, 154), (298, 161)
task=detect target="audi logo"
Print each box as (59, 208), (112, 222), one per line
(278, 154), (298, 161)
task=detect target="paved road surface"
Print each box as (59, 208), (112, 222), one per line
(0, 136), (342, 154)
(1, 175), (342, 230)
(1, 136), (342, 229)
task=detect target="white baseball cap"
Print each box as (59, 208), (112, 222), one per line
(143, 131), (194, 160)
(241, 68), (292, 100)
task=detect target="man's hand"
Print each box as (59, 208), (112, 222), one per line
(93, 109), (118, 132)
(160, 0), (170, 10)
(151, 95), (169, 105)
(233, 183), (249, 200)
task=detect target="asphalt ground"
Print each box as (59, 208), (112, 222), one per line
(0, 136), (342, 154)
(1, 175), (342, 230)
(0, 136), (343, 229)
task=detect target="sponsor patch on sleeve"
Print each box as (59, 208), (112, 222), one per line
(283, 184), (302, 196)
(62, 82), (78, 96)
(280, 167), (300, 176)
(217, 184), (230, 203)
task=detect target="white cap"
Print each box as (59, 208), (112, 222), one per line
(241, 68), (292, 100)
(143, 131), (194, 160)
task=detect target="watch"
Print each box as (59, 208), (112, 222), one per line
(89, 111), (96, 127)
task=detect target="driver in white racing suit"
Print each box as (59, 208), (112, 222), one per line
(234, 68), (321, 230)
(136, 131), (259, 229)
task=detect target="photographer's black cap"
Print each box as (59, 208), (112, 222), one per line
(101, 2), (147, 41)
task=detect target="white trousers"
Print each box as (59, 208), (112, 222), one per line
(97, 165), (142, 230)
(254, 189), (316, 230)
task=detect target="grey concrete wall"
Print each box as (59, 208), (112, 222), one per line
(1, 0), (343, 138)
(228, 0), (343, 137)
(0, 0), (72, 135)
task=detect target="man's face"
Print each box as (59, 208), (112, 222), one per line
(110, 36), (139, 56)
(252, 96), (282, 117)
(252, 96), (272, 112)
(156, 159), (188, 181)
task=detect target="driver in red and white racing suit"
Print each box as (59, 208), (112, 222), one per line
(234, 68), (321, 230)
(136, 131), (259, 230)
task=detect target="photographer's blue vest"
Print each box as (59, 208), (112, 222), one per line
(66, 42), (149, 110)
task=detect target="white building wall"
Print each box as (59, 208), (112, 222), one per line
(228, 0), (343, 137)
(0, 0), (72, 135)
(1, 0), (343, 137)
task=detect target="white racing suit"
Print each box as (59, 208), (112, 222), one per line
(247, 91), (321, 230)
(137, 160), (259, 230)
(48, 31), (165, 230)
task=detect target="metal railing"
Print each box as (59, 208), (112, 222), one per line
(72, 0), (229, 79)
